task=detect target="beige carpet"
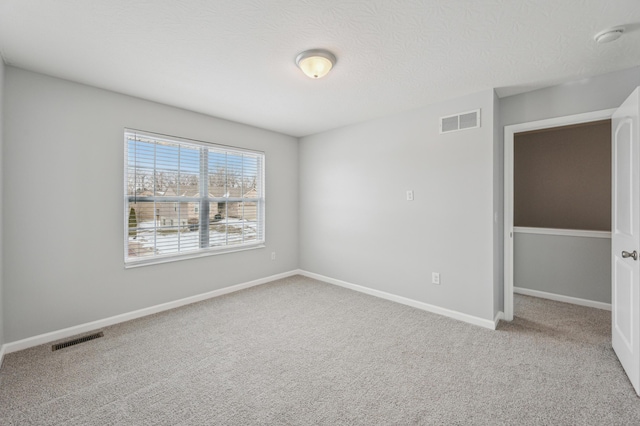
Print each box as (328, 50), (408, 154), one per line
(0, 275), (638, 425)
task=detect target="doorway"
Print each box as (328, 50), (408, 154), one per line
(503, 109), (616, 321)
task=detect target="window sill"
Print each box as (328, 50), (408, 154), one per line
(124, 243), (266, 269)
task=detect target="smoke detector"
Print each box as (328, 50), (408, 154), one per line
(594, 27), (625, 44)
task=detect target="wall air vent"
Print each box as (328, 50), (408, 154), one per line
(52, 332), (104, 351)
(439, 109), (481, 134)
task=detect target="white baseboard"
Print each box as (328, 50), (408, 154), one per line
(3, 270), (299, 355)
(494, 311), (504, 328)
(2, 269), (502, 358)
(513, 286), (611, 311)
(299, 270), (497, 330)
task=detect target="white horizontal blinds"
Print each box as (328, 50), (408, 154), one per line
(125, 130), (264, 264)
(207, 148), (264, 247)
(239, 153), (263, 244)
(154, 140), (201, 198)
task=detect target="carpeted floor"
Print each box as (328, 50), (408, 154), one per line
(0, 275), (638, 425)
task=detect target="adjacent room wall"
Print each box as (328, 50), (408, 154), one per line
(514, 121), (611, 231)
(299, 89), (498, 322)
(3, 67), (299, 342)
(501, 66), (640, 307)
(0, 59), (5, 350)
(514, 233), (611, 303)
(512, 121), (611, 304)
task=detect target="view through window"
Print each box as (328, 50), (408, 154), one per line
(124, 130), (265, 265)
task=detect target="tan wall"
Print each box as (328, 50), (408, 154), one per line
(514, 120), (611, 231)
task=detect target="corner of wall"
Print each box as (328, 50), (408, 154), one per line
(0, 59), (5, 354)
(298, 89), (497, 321)
(3, 67), (300, 343)
(295, 135), (301, 271)
(493, 90), (504, 316)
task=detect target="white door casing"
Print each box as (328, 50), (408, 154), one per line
(502, 90), (640, 395)
(503, 109), (616, 322)
(612, 87), (640, 395)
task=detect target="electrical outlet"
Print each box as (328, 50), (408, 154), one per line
(271, 252), (276, 260)
(432, 272), (440, 285)
(406, 190), (414, 201)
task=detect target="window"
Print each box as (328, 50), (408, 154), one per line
(125, 129), (265, 266)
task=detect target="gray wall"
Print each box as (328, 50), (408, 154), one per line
(299, 89), (498, 321)
(4, 63), (639, 344)
(0, 60), (4, 349)
(514, 233), (611, 303)
(501, 66), (640, 307)
(3, 67), (299, 342)
(501, 66), (640, 127)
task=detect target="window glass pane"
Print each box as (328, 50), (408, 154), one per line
(126, 201), (155, 259)
(208, 151), (227, 197)
(226, 154), (244, 198)
(210, 202), (247, 246)
(127, 140), (155, 196)
(210, 202), (224, 222)
(225, 200), (241, 219)
(243, 201), (258, 221)
(244, 221), (258, 243)
(209, 201), (225, 246)
(218, 201), (253, 245)
(226, 226), (244, 245)
(242, 155), (259, 194)
(154, 142), (201, 197)
(154, 201), (180, 255)
(154, 202), (201, 255)
(155, 142), (179, 198)
(178, 145), (200, 197)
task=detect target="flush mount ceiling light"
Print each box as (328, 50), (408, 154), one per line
(295, 49), (337, 79)
(594, 27), (625, 43)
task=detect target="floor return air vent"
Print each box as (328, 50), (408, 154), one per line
(52, 332), (104, 351)
(440, 109), (481, 134)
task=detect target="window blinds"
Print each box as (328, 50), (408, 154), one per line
(124, 129), (265, 265)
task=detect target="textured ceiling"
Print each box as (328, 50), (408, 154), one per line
(0, 0), (638, 137)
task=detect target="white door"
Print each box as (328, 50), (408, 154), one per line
(612, 87), (640, 395)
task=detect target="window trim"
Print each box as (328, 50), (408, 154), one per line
(124, 128), (266, 268)
(124, 243), (265, 269)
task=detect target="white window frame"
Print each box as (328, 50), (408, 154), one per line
(124, 129), (265, 267)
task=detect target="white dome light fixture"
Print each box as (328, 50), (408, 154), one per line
(296, 49), (337, 79)
(594, 27), (625, 44)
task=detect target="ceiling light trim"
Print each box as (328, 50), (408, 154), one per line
(295, 49), (337, 79)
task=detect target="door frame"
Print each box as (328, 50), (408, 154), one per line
(503, 108), (616, 321)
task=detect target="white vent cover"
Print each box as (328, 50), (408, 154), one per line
(439, 109), (481, 134)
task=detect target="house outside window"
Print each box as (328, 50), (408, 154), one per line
(125, 129), (265, 266)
